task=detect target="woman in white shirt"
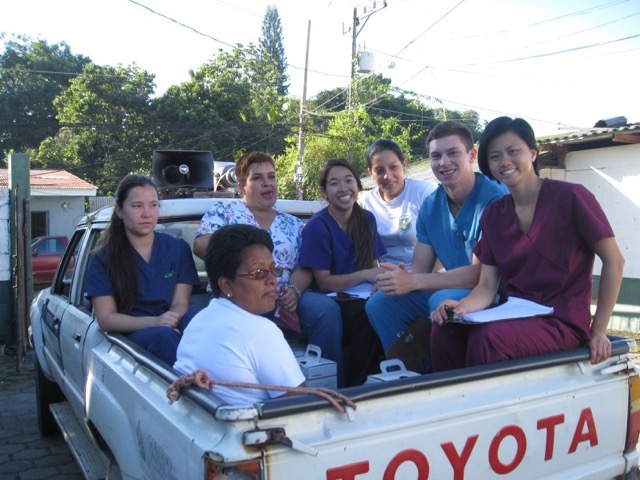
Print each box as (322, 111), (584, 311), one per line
(359, 139), (436, 268)
(175, 224), (305, 405)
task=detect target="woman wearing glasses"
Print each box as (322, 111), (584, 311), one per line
(85, 174), (200, 365)
(193, 151), (343, 383)
(175, 224), (305, 405)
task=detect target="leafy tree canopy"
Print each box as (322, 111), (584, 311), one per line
(153, 44), (293, 160)
(34, 63), (158, 194)
(0, 35), (91, 160)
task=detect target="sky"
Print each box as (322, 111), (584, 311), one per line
(2, 0), (640, 137)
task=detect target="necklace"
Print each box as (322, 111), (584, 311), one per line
(448, 196), (464, 212)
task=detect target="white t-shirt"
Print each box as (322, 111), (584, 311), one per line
(174, 298), (305, 406)
(359, 178), (436, 268)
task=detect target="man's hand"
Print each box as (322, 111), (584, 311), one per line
(374, 263), (416, 296)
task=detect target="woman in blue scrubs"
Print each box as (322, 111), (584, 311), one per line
(85, 174), (200, 365)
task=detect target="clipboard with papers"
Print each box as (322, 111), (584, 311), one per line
(326, 282), (374, 300)
(446, 296), (554, 324)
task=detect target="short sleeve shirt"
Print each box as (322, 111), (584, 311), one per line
(195, 200), (304, 288)
(359, 178), (437, 267)
(85, 232), (200, 317)
(299, 207), (386, 275)
(174, 297), (305, 405)
(474, 179), (614, 340)
(416, 173), (508, 270)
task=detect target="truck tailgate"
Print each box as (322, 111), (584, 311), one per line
(255, 357), (630, 479)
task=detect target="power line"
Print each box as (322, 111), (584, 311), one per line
(452, 0), (631, 40)
(127, 0), (239, 50)
(466, 33), (640, 65)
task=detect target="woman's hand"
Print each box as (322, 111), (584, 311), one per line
(588, 332), (611, 364)
(361, 266), (387, 284)
(430, 300), (467, 326)
(279, 287), (299, 312)
(157, 310), (182, 329)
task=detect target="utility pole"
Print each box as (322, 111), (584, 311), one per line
(295, 20), (311, 200)
(345, 1), (388, 109)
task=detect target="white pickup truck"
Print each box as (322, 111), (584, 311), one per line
(30, 196), (640, 480)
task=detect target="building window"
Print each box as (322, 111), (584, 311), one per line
(32, 211), (48, 238)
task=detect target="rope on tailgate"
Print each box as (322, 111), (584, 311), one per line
(167, 369), (357, 414)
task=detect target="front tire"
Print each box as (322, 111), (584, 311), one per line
(35, 356), (64, 435)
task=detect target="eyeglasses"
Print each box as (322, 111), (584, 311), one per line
(236, 265), (283, 280)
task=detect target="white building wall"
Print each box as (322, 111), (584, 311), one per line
(0, 189), (9, 282)
(564, 143), (640, 279)
(30, 195), (87, 238)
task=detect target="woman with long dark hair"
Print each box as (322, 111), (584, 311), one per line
(299, 159), (387, 386)
(85, 174), (200, 365)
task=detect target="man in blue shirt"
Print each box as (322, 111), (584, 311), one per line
(366, 121), (508, 357)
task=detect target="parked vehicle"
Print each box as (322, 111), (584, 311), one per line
(30, 197), (640, 480)
(31, 235), (68, 284)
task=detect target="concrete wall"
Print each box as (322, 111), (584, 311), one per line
(564, 143), (640, 281)
(0, 189), (11, 341)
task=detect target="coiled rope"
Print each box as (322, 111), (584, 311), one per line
(167, 369), (357, 414)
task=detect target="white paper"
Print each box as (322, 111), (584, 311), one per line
(326, 282), (375, 299)
(449, 296), (554, 324)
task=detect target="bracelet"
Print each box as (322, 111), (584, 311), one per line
(287, 284), (302, 300)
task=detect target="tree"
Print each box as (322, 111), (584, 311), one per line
(258, 5), (288, 96)
(34, 63), (157, 194)
(152, 45), (294, 160)
(0, 35), (91, 161)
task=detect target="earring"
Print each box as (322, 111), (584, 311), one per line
(226, 292), (233, 299)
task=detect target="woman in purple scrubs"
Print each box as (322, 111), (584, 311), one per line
(430, 117), (624, 371)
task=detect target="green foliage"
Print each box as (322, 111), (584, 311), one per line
(3, 36), (483, 199)
(34, 63), (157, 194)
(0, 35), (90, 160)
(258, 5), (288, 96)
(153, 45), (292, 159)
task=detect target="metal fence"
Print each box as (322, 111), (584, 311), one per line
(88, 196), (115, 212)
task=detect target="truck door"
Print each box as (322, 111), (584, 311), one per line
(39, 230), (86, 398)
(57, 228), (102, 414)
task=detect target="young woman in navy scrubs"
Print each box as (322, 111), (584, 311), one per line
(85, 174), (200, 364)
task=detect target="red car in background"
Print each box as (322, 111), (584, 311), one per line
(31, 235), (69, 285)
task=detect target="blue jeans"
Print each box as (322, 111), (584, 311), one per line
(366, 288), (471, 353)
(297, 291), (344, 385)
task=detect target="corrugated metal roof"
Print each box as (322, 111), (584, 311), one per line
(0, 168), (96, 190)
(539, 123), (640, 148)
